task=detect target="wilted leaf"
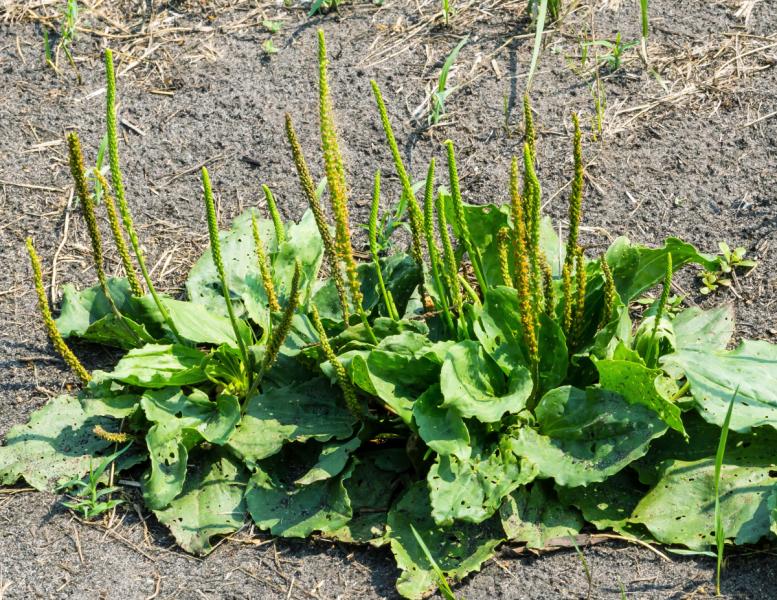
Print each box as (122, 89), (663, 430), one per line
(387, 482), (504, 599)
(154, 450), (248, 555)
(500, 481), (583, 547)
(0, 395), (114, 491)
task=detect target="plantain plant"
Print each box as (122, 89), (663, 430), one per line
(3, 30), (777, 600)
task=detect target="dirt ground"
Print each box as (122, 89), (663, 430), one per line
(1, 0), (776, 598)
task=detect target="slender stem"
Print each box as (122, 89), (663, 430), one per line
(251, 213), (280, 312)
(422, 161), (455, 332)
(26, 238), (90, 384)
(436, 191), (463, 316)
(284, 113), (349, 324)
(370, 79), (426, 270)
(369, 170), (399, 320)
(201, 167), (250, 375)
(311, 305), (362, 419)
(104, 48), (181, 343)
(94, 171), (142, 296)
(444, 140), (486, 292)
(458, 274), (481, 306)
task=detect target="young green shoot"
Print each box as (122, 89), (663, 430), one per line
(568, 533), (594, 600)
(59, 443), (132, 520)
(527, 0), (549, 90)
(640, 0), (650, 64)
(429, 37), (468, 125)
(410, 524), (458, 600)
(714, 388), (738, 596)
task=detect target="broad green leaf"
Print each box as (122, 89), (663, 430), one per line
(595, 358), (685, 435)
(500, 481), (583, 548)
(664, 340), (777, 433)
(100, 344), (207, 388)
(141, 420), (195, 509)
(605, 237), (718, 302)
(440, 340), (532, 423)
(226, 378), (356, 468)
(324, 449), (409, 546)
(428, 435), (537, 525)
(630, 442), (777, 550)
(556, 469), (645, 532)
(295, 437), (361, 485)
(769, 488), (777, 537)
(140, 388), (240, 509)
(387, 482), (504, 599)
(632, 413), (777, 485)
(154, 450), (248, 555)
(79, 381), (140, 418)
(412, 385), (470, 460)
(141, 388), (240, 445)
(245, 460), (352, 538)
(509, 386), (668, 487)
(135, 296), (252, 348)
(186, 208), (323, 324)
(473, 288), (567, 394)
(56, 278), (154, 349)
(672, 305), (734, 352)
(352, 333), (446, 425)
(0, 395), (114, 491)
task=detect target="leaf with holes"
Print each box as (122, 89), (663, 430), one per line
(387, 482), (504, 599)
(428, 433), (537, 526)
(500, 481), (583, 548)
(226, 378), (356, 468)
(663, 340), (777, 433)
(630, 442), (777, 550)
(556, 469), (645, 532)
(154, 450), (248, 555)
(0, 395), (115, 491)
(509, 386), (668, 487)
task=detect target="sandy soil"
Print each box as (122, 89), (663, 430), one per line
(1, 0), (776, 597)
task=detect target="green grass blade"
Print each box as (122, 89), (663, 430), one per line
(714, 387), (738, 596)
(409, 524), (457, 600)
